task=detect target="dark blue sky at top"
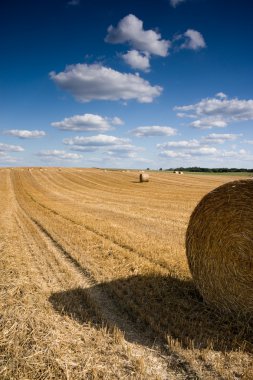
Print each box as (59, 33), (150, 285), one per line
(0, 0), (253, 168)
(2, 0), (252, 89)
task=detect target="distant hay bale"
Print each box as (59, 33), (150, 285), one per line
(179, 171), (184, 175)
(139, 173), (149, 182)
(186, 179), (253, 315)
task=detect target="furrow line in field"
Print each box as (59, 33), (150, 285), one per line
(23, 189), (179, 276)
(14, 211), (66, 290)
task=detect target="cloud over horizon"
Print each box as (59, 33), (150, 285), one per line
(37, 150), (82, 161)
(175, 94), (253, 129)
(63, 134), (145, 160)
(51, 113), (123, 132)
(131, 125), (177, 137)
(0, 142), (24, 152)
(157, 134), (252, 163)
(4, 130), (46, 139)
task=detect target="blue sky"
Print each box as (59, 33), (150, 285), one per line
(1, 0), (253, 168)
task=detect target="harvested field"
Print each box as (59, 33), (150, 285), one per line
(0, 167), (253, 379)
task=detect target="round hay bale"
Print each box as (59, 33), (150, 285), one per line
(140, 173), (149, 182)
(186, 179), (253, 315)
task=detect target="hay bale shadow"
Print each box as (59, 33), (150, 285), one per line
(49, 287), (103, 328)
(49, 274), (253, 353)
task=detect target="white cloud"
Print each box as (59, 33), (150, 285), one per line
(190, 118), (228, 129)
(131, 157), (153, 163)
(157, 138), (218, 158)
(38, 150), (82, 160)
(201, 133), (242, 144)
(180, 29), (206, 50)
(131, 126), (177, 137)
(51, 113), (123, 132)
(105, 145), (144, 159)
(122, 50), (150, 71)
(0, 143), (24, 152)
(4, 130), (46, 139)
(191, 147), (218, 155)
(157, 136), (253, 164)
(0, 152), (18, 163)
(215, 92), (227, 99)
(63, 134), (145, 160)
(157, 134), (244, 159)
(63, 134), (130, 147)
(175, 95), (253, 129)
(159, 146), (218, 159)
(157, 139), (200, 149)
(160, 150), (190, 158)
(105, 14), (170, 57)
(170, 0), (185, 8)
(220, 149), (248, 158)
(112, 117), (124, 125)
(50, 63), (162, 103)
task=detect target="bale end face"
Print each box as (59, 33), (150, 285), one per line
(186, 179), (253, 315)
(139, 173), (149, 182)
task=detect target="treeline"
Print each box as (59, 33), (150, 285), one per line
(166, 167), (253, 173)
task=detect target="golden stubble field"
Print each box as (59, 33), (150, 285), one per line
(0, 167), (252, 379)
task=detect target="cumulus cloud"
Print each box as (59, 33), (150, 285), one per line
(190, 118), (228, 129)
(4, 130), (46, 139)
(105, 144), (144, 159)
(170, 0), (185, 7)
(63, 134), (130, 147)
(37, 150), (82, 160)
(160, 150), (190, 158)
(157, 138), (219, 159)
(220, 149), (248, 158)
(201, 133), (242, 144)
(175, 94), (253, 129)
(131, 126), (177, 137)
(157, 135), (253, 164)
(0, 142), (24, 152)
(179, 29), (206, 50)
(158, 134), (244, 161)
(157, 139), (200, 149)
(159, 146), (218, 158)
(63, 134), (144, 160)
(215, 92), (227, 99)
(105, 14), (170, 57)
(50, 63), (162, 103)
(51, 113), (123, 132)
(122, 50), (150, 71)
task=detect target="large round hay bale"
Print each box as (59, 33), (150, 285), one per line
(140, 173), (149, 182)
(186, 179), (253, 315)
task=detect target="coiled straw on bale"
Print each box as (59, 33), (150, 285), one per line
(186, 179), (253, 315)
(139, 173), (149, 182)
